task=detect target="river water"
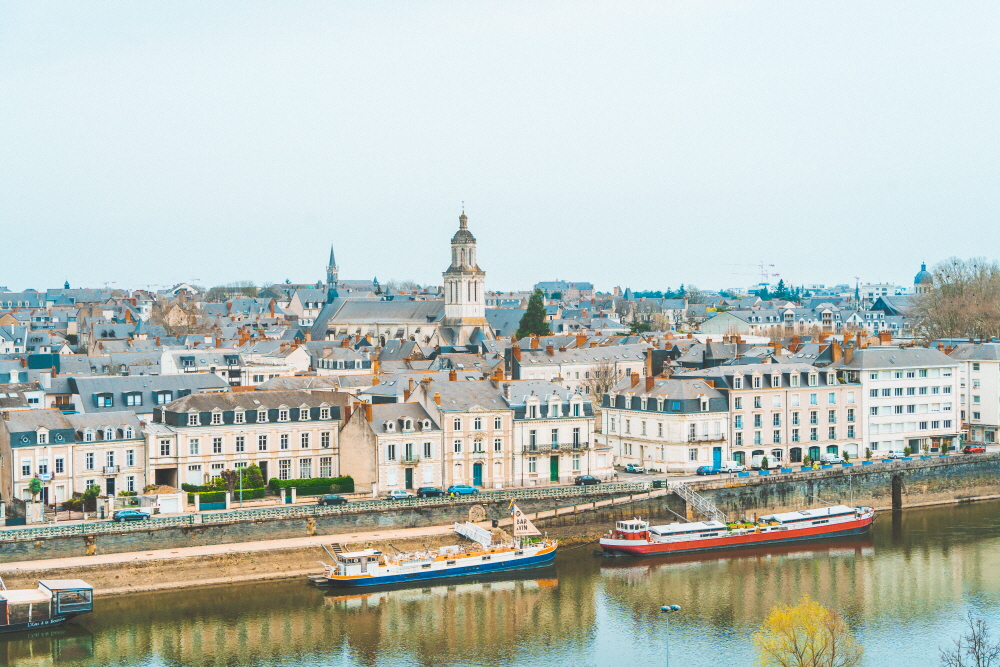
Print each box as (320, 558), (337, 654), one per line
(5, 500), (1000, 667)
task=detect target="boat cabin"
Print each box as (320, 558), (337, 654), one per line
(335, 550), (383, 576)
(759, 505), (857, 525)
(0, 580), (93, 627)
(648, 520), (728, 538)
(613, 519), (650, 539)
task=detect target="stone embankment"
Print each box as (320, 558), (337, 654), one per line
(3, 455), (998, 596)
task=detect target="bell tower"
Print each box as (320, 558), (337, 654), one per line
(326, 244), (339, 303)
(440, 211), (490, 345)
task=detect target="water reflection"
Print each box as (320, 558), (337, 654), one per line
(0, 502), (999, 666)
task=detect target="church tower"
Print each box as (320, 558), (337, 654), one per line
(326, 244), (339, 303)
(440, 212), (490, 345)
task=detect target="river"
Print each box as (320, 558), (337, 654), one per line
(4, 499), (1000, 666)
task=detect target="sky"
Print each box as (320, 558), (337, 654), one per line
(2, 2), (999, 294)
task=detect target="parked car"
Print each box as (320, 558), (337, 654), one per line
(624, 464), (645, 474)
(446, 484), (480, 496)
(963, 445), (987, 454)
(385, 490), (416, 500)
(417, 487), (446, 498)
(318, 494), (349, 506)
(886, 451), (905, 459)
(574, 475), (602, 485)
(720, 461), (747, 473)
(695, 466), (721, 476)
(111, 509), (150, 523)
(820, 453), (845, 464)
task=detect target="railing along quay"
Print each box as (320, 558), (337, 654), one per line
(0, 482), (653, 541)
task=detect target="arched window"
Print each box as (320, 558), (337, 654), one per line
(124, 427), (133, 439)
(104, 428), (114, 440)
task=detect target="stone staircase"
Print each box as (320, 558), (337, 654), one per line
(672, 482), (727, 523)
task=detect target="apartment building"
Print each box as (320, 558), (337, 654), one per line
(950, 343), (1000, 444)
(675, 363), (863, 465)
(601, 375), (728, 472)
(148, 390), (341, 488)
(830, 347), (960, 454)
(506, 341), (648, 394)
(505, 381), (608, 485)
(339, 402), (444, 494)
(0, 409), (145, 504)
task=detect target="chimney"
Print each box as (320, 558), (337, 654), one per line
(433, 392), (441, 406)
(645, 376), (655, 392)
(344, 405), (353, 421)
(772, 341), (782, 355)
(937, 342), (945, 351)
(503, 382), (511, 400)
(575, 334), (587, 347)
(855, 332), (865, 349)
(531, 337), (539, 349)
(844, 347), (854, 364)
(269, 299), (275, 318)
(372, 374), (379, 386)
(511, 345), (521, 362)
(1, 412), (8, 421)
(155, 336), (161, 346)
(449, 369), (458, 382)
(51, 365), (57, 379)
(408, 377), (415, 394)
(830, 340), (843, 362)
(305, 331), (312, 342)
(363, 402), (372, 422)
(341, 337), (350, 348)
(704, 379), (714, 388)
(645, 351), (653, 377)
(631, 373), (640, 388)
(546, 344), (554, 356)
(878, 330), (892, 345)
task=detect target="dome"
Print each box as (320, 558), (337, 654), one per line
(914, 263), (933, 286)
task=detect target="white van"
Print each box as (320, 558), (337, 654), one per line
(820, 453), (845, 464)
(750, 455), (773, 470)
(720, 460), (747, 473)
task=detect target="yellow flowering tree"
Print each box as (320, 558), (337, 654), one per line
(754, 596), (864, 667)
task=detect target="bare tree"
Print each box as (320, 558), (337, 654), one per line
(220, 469), (240, 496)
(685, 285), (707, 304)
(941, 612), (1000, 667)
(912, 257), (1000, 343)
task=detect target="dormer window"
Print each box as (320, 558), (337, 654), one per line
(299, 408), (309, 421)
(808, 374), (818, 387)
(278, 409), (289, 422)
(385, 421), (396, 433)
(753, 375), (762, 389)
(319, 407), (330, 420)
(701, 399), (709, 412)
(234, 409), (245, 424)
(187, 412), (199, 426)
(124, 427), (133, 439)
(771, 375), (781, 388)
(733, 376), (743, 390)
(257, 409), (268, 423)
(211, 410), (222, 425)
(84, 429), (94, 442)
(422, 419), (431, 430)
(790, 374), (800, 388)
(36, 430), (47, 445)
(403, 419), (413, 431)
(104, 428), (114, 440)
(827, 373), (836, 385)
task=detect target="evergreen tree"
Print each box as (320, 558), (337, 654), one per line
(774, 279), (788, 300)
(516, 289), (552, 338)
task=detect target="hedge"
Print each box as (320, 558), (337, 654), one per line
(268, 476), (354, 493)
(187, 488), (267, 504)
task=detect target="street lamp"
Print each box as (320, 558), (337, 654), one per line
(660, 604), (681, 667)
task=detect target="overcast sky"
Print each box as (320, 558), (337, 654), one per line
(2, 2), (999, 294)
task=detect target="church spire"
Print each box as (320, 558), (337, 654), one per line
(326, 243), (340, 304)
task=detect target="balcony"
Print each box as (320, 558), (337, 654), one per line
(686, 435), (727, 443)
(103, 465), (120, 474)
(522, 442), (590, 453)
(401, 456), (419, 464)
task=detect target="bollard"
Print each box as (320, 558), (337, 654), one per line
(225, 492), (231, 510)
(194, 494), (201, 513)
(291, 487), (298, 504)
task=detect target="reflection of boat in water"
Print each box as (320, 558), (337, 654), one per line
(0, 580), (94, 635)
(312, 504), (557, 588)
(323, 569), (558, 608)
(600, 505), (875, 556)
(599, 535), (875, 573)
(0, 622), (95, 664)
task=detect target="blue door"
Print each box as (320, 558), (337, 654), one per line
(473, 463), (483, 487)
(713, 447), (722, 469)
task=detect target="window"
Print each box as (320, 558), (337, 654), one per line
(790, 374), (800, 388)
(320, 457), (333, 477)
(735, 433), (743, 445)
(907, 405), (916, 413)
(84, 430), (94, 442)
(321, 431), (331, 448)
(734, 376), (743, 389)
(809, 394), (818, 406)
(528, 457), (537, 473)
(808, 374), (818, 387)
(772, 414), (781, 427)
(278, 459), (292, 480)
(894, 406), (904, 414)
(299, 458), (312, 478)
(609, 418), (616, 432)
(870, 372), (879, 380)
(36, 431), (47, 445)
(234, 410), (245, 424)
(753, 431), (762, 445)
(870, 407), (879, 416)
(494, 437), (502, 452)
(453, 418), (462, 430)
(301, 433), (310, 448)
(973, 362), (981, 371)
(474, 418), (482, 430)
(187, 413), (199, 426)
(299, 408), (309, 421)
(919, 421), (928, 430)
(847, 408), (855, 422)
(105, 451), (115, 469)
(280, 434), (289, 450)
(753, 415), (762, 428)
(658, 423), (663, 437)
(753, 375), (762, 389)
(792, 412), (800, 426)
(641, 422), (646, 436)
(126, 393), (142, 406)
(278, 409), (289, 422)
(791, 429), (800, 443)
(828, 393), (836, 405)
(494, 416), (502, 429)
(847, 426), (855, 438)
(734, 397), (742, 409)
(828, 410), (836, 423)
(95, 394), (113, 407)
(734, 415), (743, 428)
(257, 409), (268, 423)
(809, 411), (818, 425)
(771, 374), (781, 388)
(189, 439), (199, 455)
(753, 396), (762, 409)
(454, 439), (462, 453)
(895, 388), (904, 397)
(212, 437), (222, 454)
(772, 395), (781, 408)
(86, 452), (95, 470)
(258, 435), (268, 451)
(689, 448), (698, 461)
(211, 411), (222, 425)
(973, 412), (981, 420)
(156, 391), (172, 405)
(573, 427), (580, 446)
(919, 369), (928, 377)
(773, 430), (781, 444)
(907, 387), (916, 396)
(572, 454), (581, 471)
(320, 407), (330, 420)
(159, 440), (171, 456)
(810, 428), (818, 441)
(235, 436), (245, 453)
(882, 388), (891, 397)
(126, 476), (135, 492)
(625, 420), (631, 434)
(944, 420), (953, 428)
(21, 460), (31, 477)
(55, 458), (65, 473)
(828, 427), (836, 440)
(791, 394), (800, 407)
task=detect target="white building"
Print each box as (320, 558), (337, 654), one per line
(949, 343), (1000, 444)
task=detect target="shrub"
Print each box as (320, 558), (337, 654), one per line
(903, 446), (912, 457)
(188, 488), (266, 504)
(761, 456), (769, 470)
(802, 455), (812, 466)
(118, 490), (138, 497)
(268, 476), (354, 493)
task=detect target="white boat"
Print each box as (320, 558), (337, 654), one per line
(311, 504), (557, 588)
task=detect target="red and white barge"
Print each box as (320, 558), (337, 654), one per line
(599, 505), (876, 557)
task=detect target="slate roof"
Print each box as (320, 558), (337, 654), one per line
(163, 389), (332, 413)
(949, 343), (1000, 361)
(420, 380), (508, 411)
(366, 403), (440, 435)
(485, 309), (525, 337)
(609, 376), (724, 400)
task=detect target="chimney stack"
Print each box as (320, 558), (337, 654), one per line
(878, 330), (892, 345)
(546, 344), (554, 356)
(937, 342), (945, 351)
(344, 405), (353, 421)
(830, 339), (843, 362)
(531, 337), (539, 349)
(511, 345), (521, 362)
(558, 345), (566, 353)
(645, 376), (655, 392)
(363, 402), (373, 422)
(631, 373), (640, 388)
(433, 392), (441, 406)
(305, 331), (312, 342)
(844, 346), (854, 364)
(503, 382), (511, 400)
(449, 369), (457, 382)
(575, 334), (587, 347)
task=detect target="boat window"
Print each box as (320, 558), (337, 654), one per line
(699, 533), (719, 538)
(812, 520), (829, 525)
(515, 551), (523, 555)
(422, 564), (432, 569)
(446, 560), (456, 566)
(482, 556), (491, 561)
